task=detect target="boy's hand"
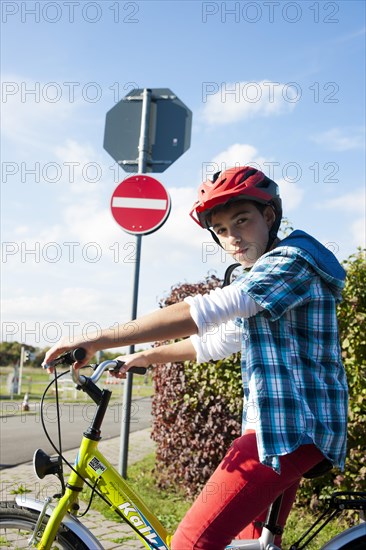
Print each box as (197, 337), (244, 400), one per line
(111, 352), (149, 379)
(42, 337), (97, 371)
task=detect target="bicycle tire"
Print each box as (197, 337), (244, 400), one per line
(321, 523), (366, 550)
(339, 537), (366, 550)
(331, 535), (366, 550)
(0, 500), (89, 549)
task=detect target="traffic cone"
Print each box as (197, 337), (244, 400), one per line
(22, 393), (30, 411)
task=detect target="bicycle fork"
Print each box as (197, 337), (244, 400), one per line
(36, 479), (83, 550)
(26, 497), (52, 547)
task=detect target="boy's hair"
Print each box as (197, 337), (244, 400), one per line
(206, 198), (268, 229)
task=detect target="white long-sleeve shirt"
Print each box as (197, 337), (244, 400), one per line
(185, 285), (262, 363)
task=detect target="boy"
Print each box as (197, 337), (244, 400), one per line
(44, 166), (348, 549)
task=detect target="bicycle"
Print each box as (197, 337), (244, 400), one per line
(0, 349), (365, 549)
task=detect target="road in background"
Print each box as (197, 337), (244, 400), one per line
(0, 397), (152, 468)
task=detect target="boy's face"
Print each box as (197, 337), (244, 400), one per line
(210, 201), (275, 268)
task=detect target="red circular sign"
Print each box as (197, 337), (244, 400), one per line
(110, 175), (171, 235)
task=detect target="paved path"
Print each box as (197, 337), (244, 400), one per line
(0, 397), (152, 467)
(0, 428), (155, 549)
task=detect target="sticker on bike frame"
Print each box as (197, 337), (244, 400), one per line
(88, 456), (107, 475)
(119, 501), (167, 549)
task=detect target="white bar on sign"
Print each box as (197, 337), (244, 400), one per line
(112, 197), (167, 210)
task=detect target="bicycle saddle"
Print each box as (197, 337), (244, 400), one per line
(303, 458), (333, 479)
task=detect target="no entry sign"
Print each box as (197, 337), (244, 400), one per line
(110, 175), (171, 235)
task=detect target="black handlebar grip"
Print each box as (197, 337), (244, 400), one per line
(129, 366), (147, 375)
(110, 360), (146, 375)
(58, 348), (86, 366)
(72, 348), (87, 362)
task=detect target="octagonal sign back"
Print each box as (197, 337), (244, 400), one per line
(103, 88), (192, 173)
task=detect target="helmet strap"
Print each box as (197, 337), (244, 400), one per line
(264, 203), (281, 253)
(222, 263), (241, 287)
(265, 230), (278, 253)
(208, 228), (222, 247)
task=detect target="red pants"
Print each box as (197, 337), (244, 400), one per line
(172, 431), (325, 550)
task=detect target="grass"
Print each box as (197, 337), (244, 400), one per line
(80, 453), (351, 549)
(282, 508), (347, 549)
(9, 484), (32, 495)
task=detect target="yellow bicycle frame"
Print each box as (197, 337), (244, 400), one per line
(37, 435), (172, 550)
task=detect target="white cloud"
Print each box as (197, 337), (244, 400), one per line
(350, 217), (366, 248)
(2, 287), (104, 319)
(205, 143), (304, 212)
(277, 178), (305, 212)
(320, 188), (366, 247)
(332, 26), (366, 45)
(1, 74), (76, 150)
(210, 143), (268, 172)
(53, 139), (106, 194)
(322, 188), (365, 213)
(202, 80), (297, 125)
(62, 200), (119, 251)
(311, 127), (365, 151)
(156, 186), (202, 245)
(1, 286), (123, 348)
(14, 225), (30, 236)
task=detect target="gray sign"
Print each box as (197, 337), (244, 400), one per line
(103, 88), (192, 173)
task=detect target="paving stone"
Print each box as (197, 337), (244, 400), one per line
(0, 428), (154, 549)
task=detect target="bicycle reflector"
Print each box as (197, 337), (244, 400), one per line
(33, 449), (62, 479)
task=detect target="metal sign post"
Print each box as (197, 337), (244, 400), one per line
(104, 87), (191, 478)
(119, 88), (151, 478)
(119, 234), (142, 478)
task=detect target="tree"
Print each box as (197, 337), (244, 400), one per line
(0, 342), (41, 367)
(0, 341), (22, 366)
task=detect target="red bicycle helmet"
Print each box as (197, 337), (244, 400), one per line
(190, 166), (282, 253)
(190, 166), (282, 229)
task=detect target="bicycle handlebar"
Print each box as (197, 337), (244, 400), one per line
(71, 358), (146, 386)
(46, 348), (146, 388)
(46, 348), (146, 387)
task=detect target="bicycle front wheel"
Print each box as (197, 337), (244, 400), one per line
(0, 500), (89, 550)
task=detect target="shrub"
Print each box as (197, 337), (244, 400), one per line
(151, 274), (243, 496)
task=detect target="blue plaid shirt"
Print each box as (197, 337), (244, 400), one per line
(233, 232), (348, 472)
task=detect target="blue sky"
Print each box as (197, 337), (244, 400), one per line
(1, 0), (365, 349)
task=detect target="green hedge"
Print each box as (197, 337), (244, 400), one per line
(151, 250), (366, 504)
(151, 275), (243, 496)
